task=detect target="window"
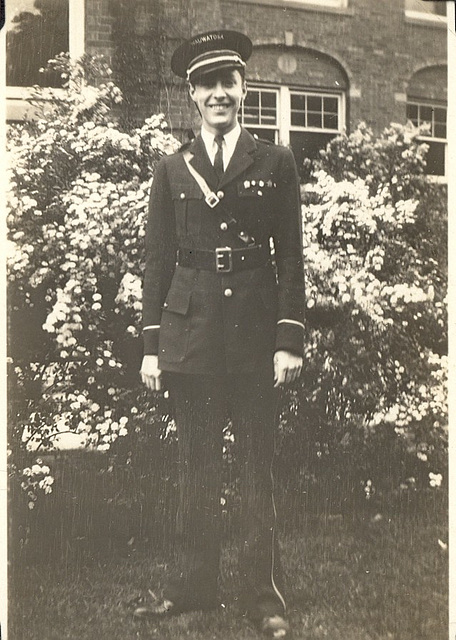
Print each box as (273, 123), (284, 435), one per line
(5, 0), (85, 119)
(406, 102), (447, 177)
(405, 0), (447, 22)
(242, 87), (279, 143)
(242, 85), (345, 178)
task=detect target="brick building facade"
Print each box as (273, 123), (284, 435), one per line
(5, 0), (448, 176)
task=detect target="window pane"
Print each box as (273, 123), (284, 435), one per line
(262, 92), (276, 108)
(307, 112), (322, 128)
(424, 140), (445, 176)
(420, 106), (433, 123)
(434, 108), (446, 124)
(291, 111), (306, 127)
(6, 0), (69, 87)
(434, 123), (446, 139)
(262, 110), (277, 123)
(243, 91), (260, 124)
(323, 113), (338, 129)
(324, 97), (338, 113)
(259, 92), (277, 125)
(307, 96), (322, 112)
(406, 103), (418, 120)
(243, 112), (259, 124)
(245, 91), (260, 107)
(291, 94), (306, 110)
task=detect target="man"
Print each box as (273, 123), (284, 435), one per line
(139, 30), (305, 639)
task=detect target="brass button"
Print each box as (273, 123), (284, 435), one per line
(180, 192), (185, 199)
(220, 222), (228, 231)
(224, 288), (233, 297)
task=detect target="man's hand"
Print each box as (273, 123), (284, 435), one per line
(140, 355), (162, 391)
(273, 350), (303, 387)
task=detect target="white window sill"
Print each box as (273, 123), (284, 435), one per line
(425, 174), (447, 184)
(404, 10), (447, 26)
(227, 0), (353, 14)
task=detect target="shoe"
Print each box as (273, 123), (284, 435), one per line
(131, 591), (179, 619)
(130, 589), (219, 619)
(259, 614), (291, 638)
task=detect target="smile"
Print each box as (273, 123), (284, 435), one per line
(208, 104), (230, 110)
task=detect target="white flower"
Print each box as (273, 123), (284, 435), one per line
(429, 472), (442, 488)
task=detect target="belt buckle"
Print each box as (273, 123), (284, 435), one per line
(205, 192), (220, 208)
(215, 247), (233, 273)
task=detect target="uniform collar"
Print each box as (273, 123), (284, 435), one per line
(187, 126), (257, 189)
(200, 122), (242, 161)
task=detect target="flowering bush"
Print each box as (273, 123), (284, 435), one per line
(7, 55), (179, 499)
(7, 55), (447, 535)
(277, 123), (447, 507)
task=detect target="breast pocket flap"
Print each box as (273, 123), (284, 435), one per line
(170, 182), (204, 201)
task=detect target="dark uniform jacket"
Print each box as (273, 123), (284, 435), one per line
(142, 127), (305, 375)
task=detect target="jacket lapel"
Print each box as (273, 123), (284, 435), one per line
(218, 128), (257, 189)
(186, 128), (258, 191)
(187, 135), (218, 189)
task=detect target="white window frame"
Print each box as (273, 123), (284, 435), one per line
(283, 0), (348, 7)
(406, 100), (448, 181)
(241, 86), (281, 142)
(242, 84), (345, 147)
(6, 0), (85, 112)
(405, 0), (447, 24)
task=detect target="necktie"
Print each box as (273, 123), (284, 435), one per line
(214, 134), (224, 180)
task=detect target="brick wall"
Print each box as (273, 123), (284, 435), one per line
(219, 0), (447, 133)
(83, 0), (447, 138)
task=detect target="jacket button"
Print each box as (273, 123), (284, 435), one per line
(224, 288), (233, 297)
(180, 192), (185, 199)
(217, 190), (224, 199)
(220, 222), (228, 231)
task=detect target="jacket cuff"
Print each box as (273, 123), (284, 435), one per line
(275, 321), (304, 357)
(143, 328), (159, 355)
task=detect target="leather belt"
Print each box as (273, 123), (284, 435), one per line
(177, 245), (269, 273)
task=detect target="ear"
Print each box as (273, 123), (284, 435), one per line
(188, 83), (197, 103)
(242, 80), (248, 100)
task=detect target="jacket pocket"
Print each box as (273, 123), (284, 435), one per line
(159, 274), (193, 363)
(170, 182), (204, 239)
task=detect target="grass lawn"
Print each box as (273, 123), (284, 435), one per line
(9, 507), (447, 640)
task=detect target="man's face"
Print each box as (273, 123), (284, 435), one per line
(189, 68), (247, 135)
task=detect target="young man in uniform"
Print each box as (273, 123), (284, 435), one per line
(139, 30), (305, 639)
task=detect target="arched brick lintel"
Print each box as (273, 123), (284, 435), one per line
(248, 41), (352, 90)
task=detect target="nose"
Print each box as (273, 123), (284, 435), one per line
(213, 81), (227, 99)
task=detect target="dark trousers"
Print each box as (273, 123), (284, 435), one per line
(163, 366), (286, 617)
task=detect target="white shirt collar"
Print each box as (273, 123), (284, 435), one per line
(201, 123), (242, 169)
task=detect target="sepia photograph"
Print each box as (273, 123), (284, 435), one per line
(3, 1), (452, 638)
